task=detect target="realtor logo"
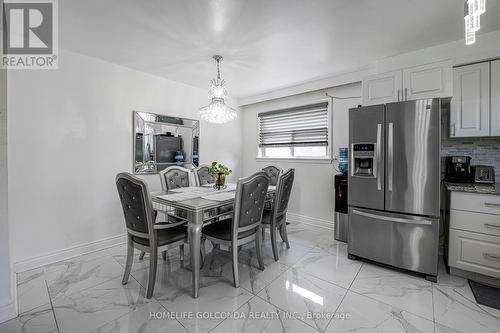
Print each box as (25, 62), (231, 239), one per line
(1, 0), (58, 69)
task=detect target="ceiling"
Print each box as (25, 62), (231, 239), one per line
(60, 0), (500, 99)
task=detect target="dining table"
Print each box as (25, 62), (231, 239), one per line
(151, 183), (276, 298)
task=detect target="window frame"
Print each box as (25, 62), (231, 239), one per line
(256, 98), (333, 163)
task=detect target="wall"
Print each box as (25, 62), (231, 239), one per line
(241, 83), (361, 226)
(1, 64), (16, 321)
(7, 49), (242, 270)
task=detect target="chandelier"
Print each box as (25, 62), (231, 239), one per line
(464, 0), (486, 45)
(199, 55), (237, 124)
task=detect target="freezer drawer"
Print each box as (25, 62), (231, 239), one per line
(348, 207), (439, 276)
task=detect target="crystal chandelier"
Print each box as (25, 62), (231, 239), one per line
(464, 0), (486, 45)
(199, 55), (237, 124)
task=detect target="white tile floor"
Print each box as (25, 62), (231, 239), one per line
(3, 222), (500, 333)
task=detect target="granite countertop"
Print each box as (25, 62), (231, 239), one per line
(445, 182), (500, 195)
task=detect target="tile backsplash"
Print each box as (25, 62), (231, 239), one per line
(441, 137), (500, 181)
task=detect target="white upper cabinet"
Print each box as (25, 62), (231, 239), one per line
(450, 62), (490, 138)
(362, 71), (402, 106)
(402, 61), (452, 100)
(362, 60), (452, 106)
(491, 60), (500, 136)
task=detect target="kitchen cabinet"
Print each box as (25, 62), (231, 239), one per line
(491, 60), (500, 136)
(402, 61), (453, 100)
(448, 191), (500, 279)
(450, 62), (490, 137)
(362, 60), (452, 106)
(362, 71), (402, 105)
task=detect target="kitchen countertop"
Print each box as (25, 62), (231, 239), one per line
(445, 182), (500, 195)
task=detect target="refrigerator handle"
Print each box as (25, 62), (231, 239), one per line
(376, 123), (382, 190)
(352, 209), (432, 225)
(387, 122), (394, 192)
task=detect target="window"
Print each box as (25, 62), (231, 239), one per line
(258, 101), (331, 160)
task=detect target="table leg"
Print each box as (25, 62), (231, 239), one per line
(188, 210), (203, 298)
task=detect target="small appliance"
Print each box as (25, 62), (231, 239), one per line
(445, 156), (472, 183)
(472, 165), (495, 184)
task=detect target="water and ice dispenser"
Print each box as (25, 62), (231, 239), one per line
(351, 143), (376, 177)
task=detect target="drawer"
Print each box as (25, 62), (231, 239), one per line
(451, 192), (500, 215)
(449, 229), (500, 278)
(450, 210), (500, 237)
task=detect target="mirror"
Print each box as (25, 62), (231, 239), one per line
(133, 111), (199, 174)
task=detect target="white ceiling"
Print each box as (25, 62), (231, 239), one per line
(60, 0), (500, 99)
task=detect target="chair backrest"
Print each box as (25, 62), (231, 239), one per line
(262, 165), (282, 186)
(115, 172), (154, 241)
(232, 171), (270, 239)
(273, 168), (295, 218)
(194, 164), (216, 186)
(160, 166), (190, 191)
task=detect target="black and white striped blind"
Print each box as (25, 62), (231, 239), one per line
(258, 102), (329, 148)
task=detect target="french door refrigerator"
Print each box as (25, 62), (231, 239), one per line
(347, 98), (441, 281)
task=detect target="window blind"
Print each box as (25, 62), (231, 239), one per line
(258, 102), (329, 148)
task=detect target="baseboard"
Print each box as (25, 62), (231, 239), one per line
(0, 300), (17, 324)
(287, 212), (334, 230)
(13, 234), (127, 273)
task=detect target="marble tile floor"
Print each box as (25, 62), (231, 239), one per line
(2, 224), (500, 333)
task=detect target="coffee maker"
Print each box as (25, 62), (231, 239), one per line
(445, 156), (472, 183)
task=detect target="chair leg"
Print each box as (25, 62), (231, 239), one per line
(122, 238), (134, 285)
(162, 251), (167, 261)
(281, 222), (290, 249)
(270, 225), (279, 261)
(200, 238), (206, 268)
(139, 251), (145, 260)
(179, 244), (185, 265)
(232, 241), (240, 288)
(146, 249), (157, 299)
(255, 227), (265, 270)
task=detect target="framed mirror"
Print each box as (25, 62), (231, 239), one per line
(133, 111), (199, 174)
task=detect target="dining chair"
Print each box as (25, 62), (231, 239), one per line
(138, 165), (191, 261)
(262, 165), (283, 186)
(115, 172), (187, 299)
(193, 164), (216, 186)
(261, 168), (295, 261)
(160, 165), (191, 191)
(201, 171), (270, 288)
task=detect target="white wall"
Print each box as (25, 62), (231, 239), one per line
(7, 49), (242, 269)
(1, 65), (16, 322)
(241, 83), (361, 226)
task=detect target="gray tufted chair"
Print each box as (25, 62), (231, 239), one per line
(261, 168), (295, 261)
(115, 172), (187, 299)
(202, 171), (270, 287)
(262, 165), (282, 186)
(160, 166), (191, 191)
(194, 164), (216, 186)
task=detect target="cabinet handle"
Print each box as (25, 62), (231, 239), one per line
(485, 224), (500, 229)
(484, 203), (500, 208)
(405, 88), (408, 101)
(397, 89), (400, 102)
(483, 253), (500, 262)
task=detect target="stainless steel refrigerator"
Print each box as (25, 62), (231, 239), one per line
(347, 98), (441, 281)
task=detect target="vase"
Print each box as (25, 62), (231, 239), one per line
(215, 173), (226, 190)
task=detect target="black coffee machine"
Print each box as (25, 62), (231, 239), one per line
(445, 156), (472, 183)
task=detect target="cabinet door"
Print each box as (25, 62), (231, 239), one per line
(362, 71), (402, 106)
(491, 60), (500, 136)
(450, 62), (490, 137)
(402, 60), (452, 100)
